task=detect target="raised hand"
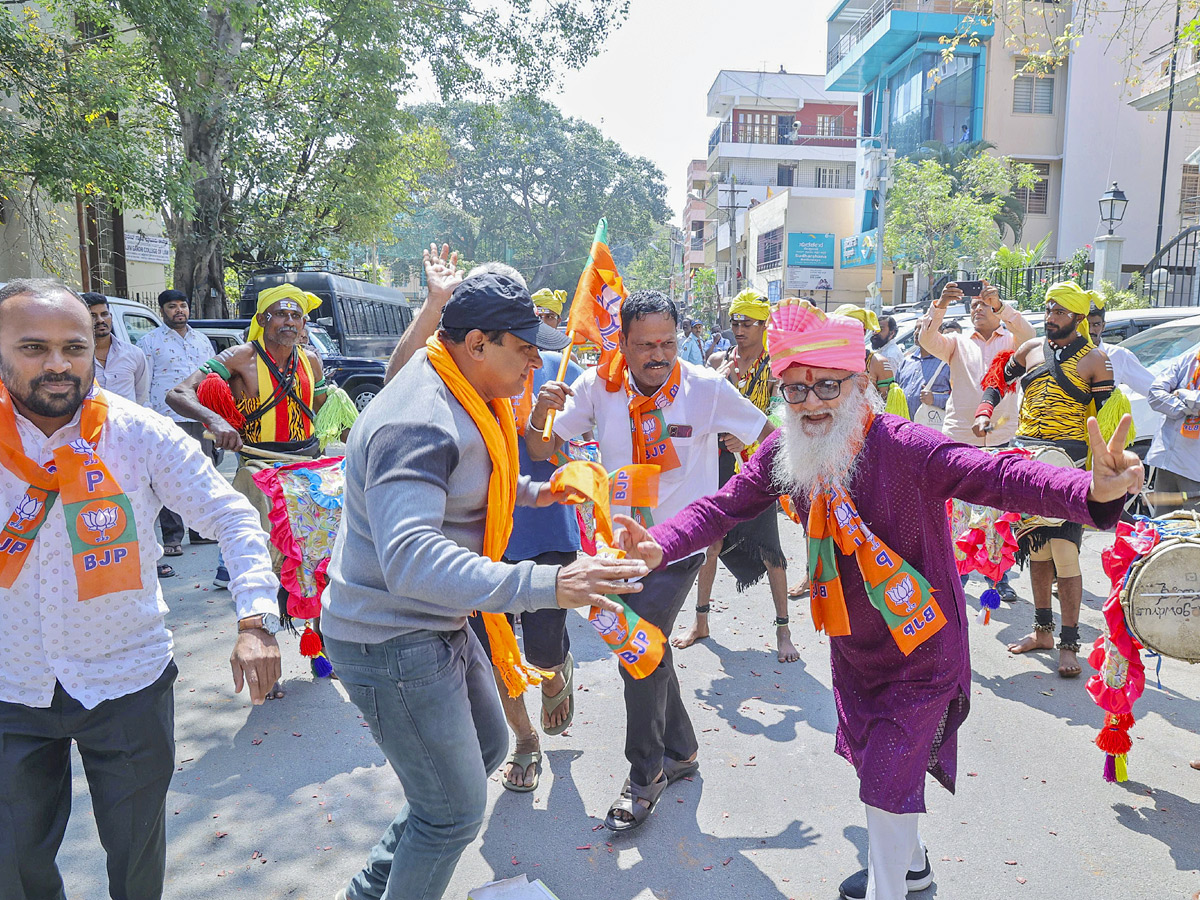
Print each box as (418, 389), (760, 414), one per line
(1086, 414), (1144, 504)
(423, 242), (463, 309)
(613, 513), (664, 570)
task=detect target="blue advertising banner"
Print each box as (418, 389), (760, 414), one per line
(767, 279), (781, 304)
(786, 233), (835, 268)
(840, 229), (878, 268)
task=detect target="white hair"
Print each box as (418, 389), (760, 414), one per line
(771, 377), (884, 497)
(466, 261), (527, 289)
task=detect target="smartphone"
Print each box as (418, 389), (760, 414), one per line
(955, 280), (984, 297)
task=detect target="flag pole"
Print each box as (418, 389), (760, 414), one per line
(541, 330), (576, 442)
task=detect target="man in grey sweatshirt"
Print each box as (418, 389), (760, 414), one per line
(322, 270), (646, 900)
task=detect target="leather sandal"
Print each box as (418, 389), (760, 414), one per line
(541, 652), (574, 736)
(162, 544), (183, 557)
(663, 755), (699, 784)
(604, 773), (667, 833)
(501, 749), (541, 793)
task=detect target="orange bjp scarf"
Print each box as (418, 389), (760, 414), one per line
(0, 383), (142, 600)
(424, 338), (549, 697)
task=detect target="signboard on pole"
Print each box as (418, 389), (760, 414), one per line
(124, 233), (172, 265)
(786, 233), (835, 269)
(786, 267), (834, 292)
(840, 229), (878, 268)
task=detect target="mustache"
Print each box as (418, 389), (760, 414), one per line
(643, 360), (669, 369)
(34, 372), (82, 389)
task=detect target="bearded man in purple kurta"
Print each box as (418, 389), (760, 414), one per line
(613, 299), (1143, 900)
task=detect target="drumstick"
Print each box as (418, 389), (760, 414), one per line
(1142, 491), (1193, 507)
(202, 432), (312, 463)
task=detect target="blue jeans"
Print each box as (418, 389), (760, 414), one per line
(325, 627), (508, 900)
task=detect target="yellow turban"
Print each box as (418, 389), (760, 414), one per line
(531, 288), (566, 316)
(1086, 289), (1105, 312)
(729, 289), (770, 321)
(1045, 281), (1093, 343)
(248, 284), (322, 342)
(833, 304), (880, 334)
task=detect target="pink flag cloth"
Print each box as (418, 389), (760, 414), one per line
(767, 300), (865, 376)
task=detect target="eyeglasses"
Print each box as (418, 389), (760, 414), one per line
(779, 374), (855, 405)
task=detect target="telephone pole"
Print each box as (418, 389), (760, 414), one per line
(724, 173), (748, 326)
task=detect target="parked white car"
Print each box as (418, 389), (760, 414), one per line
(1115, 314), (1200, 460)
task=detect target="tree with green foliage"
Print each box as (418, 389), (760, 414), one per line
(622, 226), (679, 296)
(688, 267), (719, 327)
(913, 140), (1031, 242)
(394, 98), (670, 293)
(3, 0), (630, 314)
(884, 152), (1039, 291)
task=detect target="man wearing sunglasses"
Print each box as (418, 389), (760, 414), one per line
(973, 281), (1121, 679)
(673, 289), (797, 663)
(613, 298), (1140, 899)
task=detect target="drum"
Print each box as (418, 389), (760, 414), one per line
(1120, 514), (1200, 663)
(1018, 444), (1078, 530)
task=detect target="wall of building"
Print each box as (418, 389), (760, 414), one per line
(744, 191), (892, 309)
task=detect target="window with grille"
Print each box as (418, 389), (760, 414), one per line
(757, 227), (783, 271)
(1013, 60), (1054, 114)
(1014, 162), (1050, 215)
(815, 166), (844, 189)
(1181, 164), (1200, 223)
(816, 114), (844, 136)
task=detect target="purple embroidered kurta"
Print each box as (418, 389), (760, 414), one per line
(649, 415), (1124, 814)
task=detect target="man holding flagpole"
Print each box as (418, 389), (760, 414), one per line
(527, 226), (772, 831)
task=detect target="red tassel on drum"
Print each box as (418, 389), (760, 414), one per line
(197, 373), (245, 431)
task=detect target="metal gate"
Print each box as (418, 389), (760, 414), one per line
(1140, 226), (1200, 307)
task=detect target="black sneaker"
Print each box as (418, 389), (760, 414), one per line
(213, 566), (230, 589)
(838, 850), (933, 898)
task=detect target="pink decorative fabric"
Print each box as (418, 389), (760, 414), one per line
(253, 456), (345, 620)
(767, 301), (866, 376)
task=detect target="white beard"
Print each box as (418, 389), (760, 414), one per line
(771, 382), (884, 496)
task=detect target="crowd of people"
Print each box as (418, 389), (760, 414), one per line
(4, 255), (1198, 900)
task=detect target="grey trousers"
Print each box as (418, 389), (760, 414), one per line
(621, 554), (704, 786)
(0, 661), (178, 900)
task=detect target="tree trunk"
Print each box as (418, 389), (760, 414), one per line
(159, 5), (243, 319)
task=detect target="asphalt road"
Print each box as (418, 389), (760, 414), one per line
(56, 516), (1200, 900)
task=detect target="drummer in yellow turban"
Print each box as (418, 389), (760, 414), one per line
(833, 303), (909, 417)
(974, 279), (1130, 677)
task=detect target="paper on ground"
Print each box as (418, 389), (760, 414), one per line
(468, 873), (562, 900)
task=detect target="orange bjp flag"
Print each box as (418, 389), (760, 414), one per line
(567, 218), (627, 390)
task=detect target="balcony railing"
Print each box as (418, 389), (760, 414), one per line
(710, 170), (857, 191)
(708, 121), (861, 154)
(827, 0), (981, 71)
(690, 236), (705, 251)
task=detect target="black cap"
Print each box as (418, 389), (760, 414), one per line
(441, 273), (570, 351)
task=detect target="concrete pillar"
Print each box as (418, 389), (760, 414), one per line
(1093, 235), (1125, 291)
(956, 255), (973, 281)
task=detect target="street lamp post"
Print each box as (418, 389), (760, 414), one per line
(1094, 182), (1130, 292)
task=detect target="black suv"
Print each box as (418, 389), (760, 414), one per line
(190, 319), (387, 410)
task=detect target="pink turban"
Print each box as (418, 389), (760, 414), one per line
(766, 300), (866, 377)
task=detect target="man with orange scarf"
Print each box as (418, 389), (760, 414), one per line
(527, 289), (772, 833)
(0, 280), (281, 899)
(611, 299), (1142, 899)
(320, 272), (644, 900)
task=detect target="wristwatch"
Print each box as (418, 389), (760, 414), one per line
(238, 613), (282, 635)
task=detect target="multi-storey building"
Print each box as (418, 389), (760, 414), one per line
(687, 68), (886, 310)
(824, 0), (1200, 290)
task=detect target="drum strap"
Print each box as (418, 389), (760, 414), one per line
(1022, 339), (1091, 406)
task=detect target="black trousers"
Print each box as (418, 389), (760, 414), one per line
(157, 421), (215, 546)
(0, 661), (178, 900)
(621, 554), (704, 786)
(468, 550), (577, 669)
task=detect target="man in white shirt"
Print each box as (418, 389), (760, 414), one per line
(870, 314), (905, 373)
(0, 279), (280, 900)
(920, 282), (1034, 602)
(527, 290), (770, 833)
(1086, 303), (1155, 397)
(84, 292), (149, 404)
(139, 289), (218, 567)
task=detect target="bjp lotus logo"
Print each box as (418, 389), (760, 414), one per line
(79, 503), (122, 544)
(68, 438), (98, 464)
(11, 492), (44, 532)
(591, 608), (627, 643)
(884, 574), (919, 616)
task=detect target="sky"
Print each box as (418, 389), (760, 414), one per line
(549, 0), (832, 225)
